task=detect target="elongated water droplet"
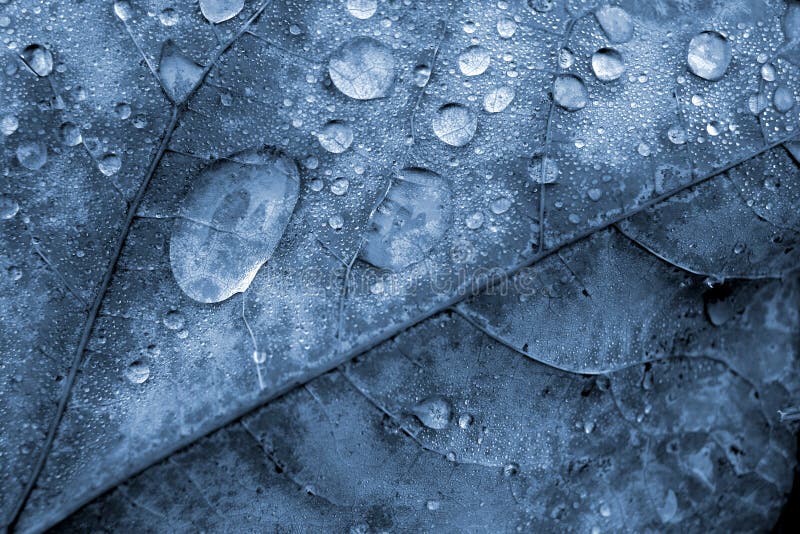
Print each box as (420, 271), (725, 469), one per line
(328, 37), (395, 100)
(687, 31), (731, 81)
(21, 44), (53, 77)
(158, 40), (204, 103)
(553, 74), (588, 111)
(594, 5), (633, 44)
(170, 147), (300, 303)
(774, 85), (795, 113)
(432, 103), (477, 146)
(199, 0), (244, 24)
(411, 396), (452, 430)
(1, 115), (18, 136)
(362, 167), (452, 270)
(113, 0), (133, 21)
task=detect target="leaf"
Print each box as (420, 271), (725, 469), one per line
(2, 0), (800, 532)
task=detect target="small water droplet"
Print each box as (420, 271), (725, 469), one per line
(159, 7), (178, 26)
(503, 462), (520, 477)
(490, 197), (512, 214)
(483, 86), (515, 113)
(7, 265), (22, 281)
(163, 310), (185, 330)
(559, 48), (575, 70)
(667, 124), (686, 145)
(328, 214), (344, 230)
(528, 0), (554, 13)
(587, 188), (602, 201)
(637, 142), (651, 157)
(706, 120), (722, 136)
(466, 211), (484, 229)
(458, 413), (474, 429)
(748, 92), (768, 115)
(497, 17), (517, 38)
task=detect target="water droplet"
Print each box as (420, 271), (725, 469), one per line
(308, 178), (324, 192)
(159, 7), (178, 26)
(553, 74), (588, 111)
(0, 195), (20, 220)
(458, 413), (474, 429)
(21, 44), (53, 77)
(163, 310), (185, 330)
(328, 214), (344, 230)
(98, 153), (121, 176)
(773, 85), (795, 113)
(199, 0), (244, 24)
(346, 0), (377, 20)
(637, 142), (651, 157)
(411, 396), (452, 430)
(687, 31), (731, 81)
(667, 124), (687, 145)
(559, 48), (575, 69)
(587, 188), (602, 201)
(466, 211), (484, 229)
(594, 4), (634, 44)
(426, 500), (441, 511)
(497, 17), (517, 39)
(330, 177), (350, 196)
(591, 47), (625, 82)
(114, 102), (132, 120)
(458, 46), (491, 76)
(503, 462), (520, 476)
(329, 37), (395, 100)
(483, 86), (515, 113)
(317, 120), (353, 153)
(490, 197), (512, 214)
(113, 0), (133, 21)
(170, 147), (299, 303)
(528, 155), (559, 184)
(7, 265), (22, 281)
(253, 350), (267, 364)
(362, 167), (452, 270)
(16, 142), (47, 170)
(528, 0), (554, 13)
(748, 92), (768, 115)
(706, 120), (722, 136)
(125, 360), (150, 384)
(158, 40), (204, 103)
(761, 63), (776, 82)
(599, 503), (611, 517)
(1, 115), (18, 136)
(432, 103), (477, 146)
(413, 64), (432, 88)
(57, 122), (82, 147)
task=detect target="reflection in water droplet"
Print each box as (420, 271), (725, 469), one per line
(21, 44), (53, 77)
(706, 120), (722, 136)
(559, 48), (575, 69)
(413, 64), (432, 88)
(497, 17), (517, 39)
(328, 214), (344, 230)
(362, 168), (452, 270)
(17, 142), (47, 170)
(99, 153), (122, 176)
(687, 31), (731, 81)
(591, 48), (625, 82)
(169, 147), (300, 303)
(774, 86), (795, 113)
(483, 86), (515, 113)
(199, 0), (244, 24)
(159, 7), (178, 26)
(1, 115), (18, 136)
(346, 0), (377, 20)
(317, 120), (353, 153)
(329, 37), (395, 100)
(553, 74), (588, 111)
(458, 46), (491, 76)
(594, 4), (634, 44)
(433, 103), (477, 146)
(411, 396), (452, 430)
(761, 63), (776, 82)
(0, 195), (20, 220)
(125, 360), (150, 384)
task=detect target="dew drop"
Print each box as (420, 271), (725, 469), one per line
(308, 178), (324, 192)
(114, 102), (132, 120)
(328, 214), (344, 230)
(497, 17), (517, 39)
(346, 0), (377, 20)
(490, 197), (512, 214)
(16, 142), (47, 170)
(98, 153), (122, 176)
(113, 0), (133, 21)
(529, 155), (559, 184)
(328, 37), (395, 100)
(199, 0), (244, 24)
(594, 4), (634, 44)
(706, 120), (722, 136)
(159, 7), (178, 26)
(466, 211), (484, 229)
(21, 44), (53, 77)
(591, 47), (625, 82)
(432, 103), (477, 147)
(503, 462), (520, 477)
(330, 177), (350, 196)
(637, 142), (651, 157)
(458, 46), (491, 76)
(667, 124), (687, 145)
(761, 63), (776, 82)
(413, 64), (432, 88)
(483, 86), (515, 113)
(773, 85), (795, 113)
(0, 195), (20, 220)
(553, 74), (588, 111)
(559, 48), (575, 69)
(687, 31), (731, 81)
(125, 360), (150, 384)
(528, 0), (554, 13)
(317, 120), (353, 153)
(7, 265), (22, 281)
(748, 92), (768, 115)
(163, 310), (185, 330)
(59, 122), (82, 146)
(458, 413), (474, 429)
(411, 396), (452, 430)
(1, 115), (18, 136)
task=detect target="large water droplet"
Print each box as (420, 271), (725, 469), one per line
(458, 45), (491, 76)
(0, 194), (20, 220)
(362, 167), (452, 270)
(158, 40), (204, 103)
(346, 0), (377, 20)
(773, 85), (795, 113)
(328, 37), (395, 100)
(1, 115), (18, 136)
(594, 5), (634, 44)
(411, 396), (452, 430)
(98, 153), (121, 176)
(497, 17), (517, 39)
(170, 147), (300, 303)
(591, 47), (625, 82)
(125, 360), (150, 384)
(16, 142), (47, 170)
(687, 31), (731, 81)
(432, 103), (477, 146)
(21, 44), (53, 77)
(483, 86), (515, 113)
(553, 74), (588, 111)
(317, 120), (353, 153)
(113, 0), (133, 21)
(199, 0), (244, 24)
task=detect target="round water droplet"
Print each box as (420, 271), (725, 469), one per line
(199, 0), (244, 24)
(60, 122), (82, 146)
(637, 142), (651, 157)
(466, 211), (484, 229)
(308, 178), (324, 192)
(761, 63), (776, 82)
(1, 115), (18, 136)
(328, 214), (344, 229)
(529, 155), (559, 184)
(411, 396), (452, 430)
(490, 197), (512, 214)
(687, 31), (731, 81)
(98, 153), (121, 176)
(114, 102), (132, 119)
(159, 7), (178, 26)
(432, 103), (477, 146)
(706, 120), (722, 136)
(483, 86), (515, 113)
(7, 265), (22, 281)
(497, 17), (517, 39)
(113, 0), (133, 21)
(125, 360), (150, 384)
(21, 44), (53, 77)
(591, 47), (625, 82)
(163, 310), (185, 330)
(667, 124), (687, 145)
(774, 85), (795, 113)
(317, 120), (353, 153)
(587, 188), (602, 201)
(458, 45), (491, 76)
(331, 177), (350, 196)
(503, 462), (520, 477)
(594, 4), (634, 44)
(346, 0), (377, 20)
(0, 195), (20, 220)
(16, 142), (47, 170)
(329, 37), (395, 100)
(553, 74), (588, 111)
